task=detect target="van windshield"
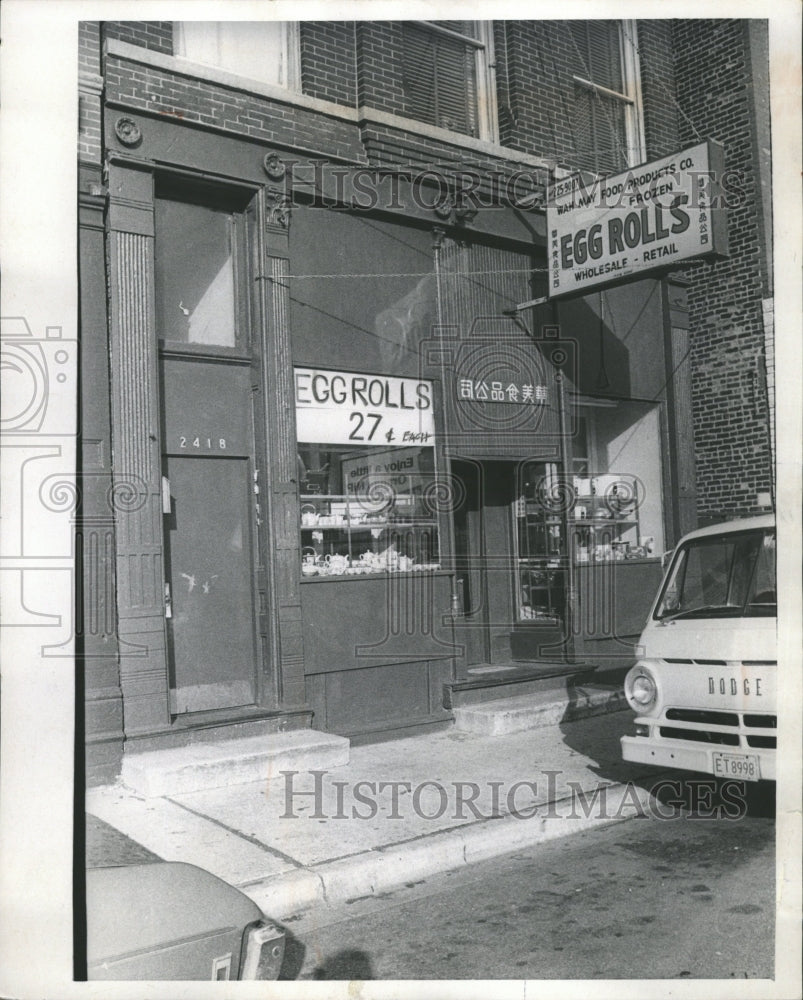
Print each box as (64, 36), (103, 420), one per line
(654, 528), (776, 620)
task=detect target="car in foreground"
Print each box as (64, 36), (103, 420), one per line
(86, 862), (285, 980)
(621, 515), (776, 783)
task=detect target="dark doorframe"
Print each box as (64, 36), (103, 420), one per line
(451, 459), (489, 667)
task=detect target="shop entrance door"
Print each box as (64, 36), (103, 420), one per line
(451, 459), (521, 664)
(154, 182), (268, 717)
(160, 353), (262, 714)
(452, 459), (572, 666)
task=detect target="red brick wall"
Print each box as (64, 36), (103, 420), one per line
(637, 20), (681, 158)
(493, 21), (578, 165)
(79, 19), (101, 75)
(300, 21), (357, 106)
(672, 19), (772, 519)
(104, 21), (173, 54)
(356, 22), (408, 116)
(103, 55), (366, 162)
(78, 22), (102, 162)
(360, 124), (547, 206)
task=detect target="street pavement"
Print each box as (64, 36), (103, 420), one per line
(86, 702), (682, 920)
(282, 788), (775, 980)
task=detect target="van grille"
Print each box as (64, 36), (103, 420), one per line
(665, 708), (738, 726)
(746, 735), (776, 749)
(657, 708), (776, 751)
(660, 726), (739, 746)
(662, 659), (776, 668)
(743, 714), (777, 727)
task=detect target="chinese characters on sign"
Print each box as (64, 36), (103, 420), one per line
(546, 140), (729, 298)
(457, 378), (549, 404)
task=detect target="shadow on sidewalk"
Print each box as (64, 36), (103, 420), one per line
(556, 672), (638, 784)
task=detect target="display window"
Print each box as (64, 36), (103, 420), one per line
(513, 394), (665, 623)
(570, 396), (665, 558)
(295, 368), (440, 577)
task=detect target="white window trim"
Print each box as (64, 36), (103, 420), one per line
(620, 21), (647, 167)
(173, 21), (300, 93)
(408, 21), (499, 144)
(570, 20), (646, 171)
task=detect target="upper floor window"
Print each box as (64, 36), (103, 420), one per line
(568, 20), (644, 174)
(401, 21), (497, 141)
(174, 21), (299, 90)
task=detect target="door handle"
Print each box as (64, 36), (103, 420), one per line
(162, 476), (172, 514)
(451, 578), (465, 616)
(164, 581), (172, 619)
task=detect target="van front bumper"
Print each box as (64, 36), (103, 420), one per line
(621, 735), (775, 782)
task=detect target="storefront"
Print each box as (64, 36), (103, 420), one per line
(87, 109), (692, 750)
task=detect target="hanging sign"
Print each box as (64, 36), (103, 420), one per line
(546, 141), (730, 298)
(294, 367), (435, 445)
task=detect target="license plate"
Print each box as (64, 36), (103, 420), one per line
(712, 752), (760, 782)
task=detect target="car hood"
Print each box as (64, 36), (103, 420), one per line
(86, 862), (263, 963)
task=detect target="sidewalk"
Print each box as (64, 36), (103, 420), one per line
(86, 702), (664, 921)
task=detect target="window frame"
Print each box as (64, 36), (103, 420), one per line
(654, 529), (776, 620)
(570, 19), (646, 172)
(153, 175), (256, 359)
(403, 20), (499, 143)
(173, 21), (301, 93)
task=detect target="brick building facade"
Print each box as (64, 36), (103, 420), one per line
(76, 19), (772, 782)
(672, 20), (773, 520)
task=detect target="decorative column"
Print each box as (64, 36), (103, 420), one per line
(257, 184), (307, 710)
(106, 159), (171, 735)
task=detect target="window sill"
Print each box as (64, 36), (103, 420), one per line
(106, 39), (358, 123)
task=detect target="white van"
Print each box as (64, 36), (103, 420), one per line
(621, 515), (776, 782)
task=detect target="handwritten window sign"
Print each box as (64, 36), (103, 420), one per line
(546, 141), (729, 299)
(458, 378), (548, 404)
(295, 368), (435, 446)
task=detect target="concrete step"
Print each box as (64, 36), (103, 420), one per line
(452, 683), (627, 736)
(443, 661), (595, 709)
(120, 729), (350, 798)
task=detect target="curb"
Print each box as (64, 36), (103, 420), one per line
(244, 779), (655, 920)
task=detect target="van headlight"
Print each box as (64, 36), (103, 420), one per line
(625, 667), (658, 711)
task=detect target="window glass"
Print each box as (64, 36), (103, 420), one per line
(568, 21), (630, 174)
(289, 209), (437, 379)
(297, 443), (440, 576)
(655, 530), (775, 619)
(174, 22), (296, 88)
(572, 398), (664, 557)
(514, 462), (567, 623)
(748, 533), (776, 606)
(401, 22), (479, 136)
(154, 197), (239, 348)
